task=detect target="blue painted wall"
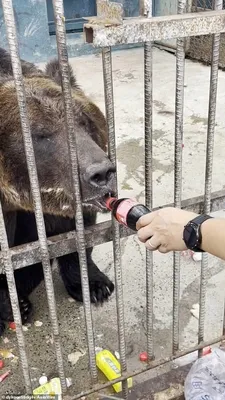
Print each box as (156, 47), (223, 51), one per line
(0, 0), (52, 62)
(46, 0), (97, 34)
(0, 0), (148, 63)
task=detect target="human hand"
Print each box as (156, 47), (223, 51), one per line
(136, 207), (198, 253)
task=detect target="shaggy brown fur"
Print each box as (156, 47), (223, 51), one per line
(0, 48), (116, 335)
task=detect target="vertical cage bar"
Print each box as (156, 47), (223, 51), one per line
(1, 0), (67, 391)
(172, 0), (186, 354)
(0, 204), (32, 392)
(144, 0), (154, 361)
(199, 0), (222, 352)
(102, 47), (128, 399)
(52, 0), (97, 382)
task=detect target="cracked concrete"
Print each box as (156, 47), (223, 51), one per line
(1, 47), (225, 397)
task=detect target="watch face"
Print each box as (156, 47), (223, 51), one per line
(184, 223), (199, 249)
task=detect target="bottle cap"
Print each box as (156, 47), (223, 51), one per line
(105, 197), (117, 211)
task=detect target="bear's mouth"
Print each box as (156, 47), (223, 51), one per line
(83, 192), (115, 212)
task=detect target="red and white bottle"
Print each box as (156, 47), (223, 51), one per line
(106, 197), (151, 231)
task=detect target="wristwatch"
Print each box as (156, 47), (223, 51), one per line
(183, 214), (213, 252)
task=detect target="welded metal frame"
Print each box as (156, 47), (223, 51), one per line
(0, 0), (225, 398)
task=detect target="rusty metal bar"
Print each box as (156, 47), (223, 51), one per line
(0, 202), (32, 392)
(71, 334), (225, 399)
(102, 46), (128, 398)
(198, 0), (222, 356)
(84, 10), (225, 47)
(172, 0), (186, 354)
(0, 189), (224, 273)
(1, 0), (67, 392)
(52, 0), (97, 383)
(144, 0), (154, 362)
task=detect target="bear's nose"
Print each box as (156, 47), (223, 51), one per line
(84, 160), (116, 188)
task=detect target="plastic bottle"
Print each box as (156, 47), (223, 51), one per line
(106, 197), (151, 231)
(96, 349), (133, 393)
(184, 347), (225, 399)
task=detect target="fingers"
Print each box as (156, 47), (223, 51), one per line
(145, 235), (161, 251)
(136, 211), (156, 230)
(145, 236), (169, 253)
(138, 225), (154, 243)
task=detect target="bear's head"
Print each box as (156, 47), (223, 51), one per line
(0, 50), (116, 217)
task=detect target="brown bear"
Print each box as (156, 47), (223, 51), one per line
(0, 47), (116, 335)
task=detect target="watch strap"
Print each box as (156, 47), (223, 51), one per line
(183, 214), (212, 252)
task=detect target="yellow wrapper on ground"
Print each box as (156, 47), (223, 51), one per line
(33, 377), (61, 397)
(96, 349), (133, 393)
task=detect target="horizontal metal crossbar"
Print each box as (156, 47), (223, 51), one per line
(71, 334), (225, 399)
(84, 10), (225, 47)
(0, 189), (224, 273)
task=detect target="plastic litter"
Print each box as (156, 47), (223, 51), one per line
(192, 252), (203, 262)
(33, 377), (61, 397)
(39, 375), (48, 386)
(34, 321), (43, 327)
(191, 303), (200, 320)
(66, 377), (72, 388)
(0, 371), (10, 383)
(184, 348), (225, 399)
(139, 351), (148, 362)
(0, 349), (14, 359)
(22, 326), (29, 332)
(8, 322), (16, 330)
(33, 376), (72, 398)
(96, 349), (132, 393)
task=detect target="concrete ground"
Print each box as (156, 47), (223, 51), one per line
(1, 47), (225, 397)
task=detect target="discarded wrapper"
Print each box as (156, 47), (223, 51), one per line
(33, 377), (72, 397)
(96, 349), (132, 393)
(0, 349), (15, 359)
(33, 377), (62, 397)
(0, 371), (10, 383)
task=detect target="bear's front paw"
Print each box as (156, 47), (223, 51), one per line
(89, 271), (114, 304)
(0, 290), (33, 336)
(19, 296), (33, 324)
(66, 271), (114, 305)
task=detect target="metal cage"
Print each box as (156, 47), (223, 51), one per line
(0, 0), (225, 398)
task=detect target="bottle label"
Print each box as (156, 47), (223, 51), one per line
(115, 199), (139, 226)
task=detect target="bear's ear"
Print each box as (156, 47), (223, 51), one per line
(45, 58), (79, 89)
(0, 47), (42, 78)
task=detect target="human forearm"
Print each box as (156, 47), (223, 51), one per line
(200, 217), (225, 260)
(137, 207), (225, 260)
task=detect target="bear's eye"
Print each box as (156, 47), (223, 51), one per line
(32, 126), (53, 141)
(37, 134), (51, 141)
(79, 119), (87, 128)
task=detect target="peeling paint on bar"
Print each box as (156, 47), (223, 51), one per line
(84, 10), (225, 47)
